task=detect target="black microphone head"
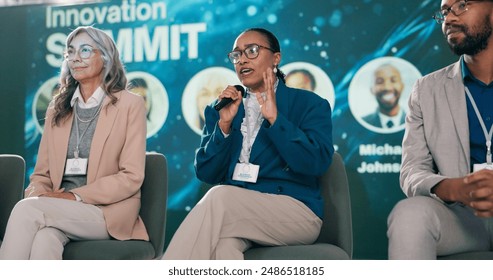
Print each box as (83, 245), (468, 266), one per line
(214, 85), (246, 111)
(234, 85), (246, 97)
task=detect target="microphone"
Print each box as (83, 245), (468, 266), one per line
(214, 85), (245, 111)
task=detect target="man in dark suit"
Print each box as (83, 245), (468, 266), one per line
(363, 63), (405, 129)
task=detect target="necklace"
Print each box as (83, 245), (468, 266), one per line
(75, 99), (103, 123)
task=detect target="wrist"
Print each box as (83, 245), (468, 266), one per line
(71, 192), (82, 202)
(433, 178), (463, 203)
(430, 185), (445, 203)
(265, 111), (278, 126)
(218, 119), (232, 134)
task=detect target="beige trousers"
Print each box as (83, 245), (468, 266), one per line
(163, 185), (322, 260)
(0, 197), (110, 260)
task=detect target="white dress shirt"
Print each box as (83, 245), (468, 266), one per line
(378, 107), (403, 129)
(70, 86), (105, 109)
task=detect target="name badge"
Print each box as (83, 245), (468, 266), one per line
(232, 163), (259, 183)
(473, 163), (493, 172)
(65, 158), (88, 175)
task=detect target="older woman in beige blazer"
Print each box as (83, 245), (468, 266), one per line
(0, 26), (147, 259)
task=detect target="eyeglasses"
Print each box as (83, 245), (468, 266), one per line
(227, 44), (276, 64)
(64, 45), (99, 60)
(432, 0), (483, 24)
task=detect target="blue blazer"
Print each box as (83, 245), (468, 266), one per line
(194, 82), (334, 218)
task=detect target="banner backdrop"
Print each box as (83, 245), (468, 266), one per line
(23, 0), (454, 259)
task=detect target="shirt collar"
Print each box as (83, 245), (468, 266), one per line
(461, 56), (472, 81)
(461, 56), (492, 87)
(378, 108), (403, 128)
(70, 86), (105, 109)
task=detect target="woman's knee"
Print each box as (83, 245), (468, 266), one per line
(10, 197), (40, 219)
(201, 185), (244, 204)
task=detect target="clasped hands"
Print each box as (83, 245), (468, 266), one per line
(39, 188), (76, 200)
(463, 169), (493, 217)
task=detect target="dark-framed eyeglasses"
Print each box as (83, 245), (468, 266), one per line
(64, 45), (99, 60)
(227, 44), (276, 64)
(432, 0), (483, 24)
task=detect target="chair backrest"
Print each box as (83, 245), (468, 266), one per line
(0, 154), (25, 240)
(139, 152), (168, 258)
(315, 152), (352, 258)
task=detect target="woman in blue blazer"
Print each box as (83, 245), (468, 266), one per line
(164, 28), (334, 260)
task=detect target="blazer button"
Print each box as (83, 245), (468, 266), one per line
(277, 186), (283, 193)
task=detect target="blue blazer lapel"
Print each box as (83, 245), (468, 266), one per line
(228, 100), (246, 164)
(232, 101), (245, 130)
(249, 82), (290, 163)
(249, 120), (271, 163)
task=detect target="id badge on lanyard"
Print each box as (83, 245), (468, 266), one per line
(65, 157), (88, 175)
(233, 162), (259, 183)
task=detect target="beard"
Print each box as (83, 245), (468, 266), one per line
(446, 16), (492, 56)
(376, 90), (400, 114)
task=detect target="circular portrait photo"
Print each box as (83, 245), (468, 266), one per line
(348, 56), (422, 134)
(32, 76), (59, 134)
(127, 71), (169, 138)
(281, 62), (335, 110)
(182, 67), (239, 135)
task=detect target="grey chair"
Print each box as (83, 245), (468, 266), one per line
(244, 152), (353, 260)
(438, 251), (493, 260)
(63, 152), (168, 260)
(0, 154), (26, 243)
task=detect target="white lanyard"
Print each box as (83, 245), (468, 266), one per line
(465, 86), (493, 165)
(73, 98), (103, 158)
(242, 95), (264, 164)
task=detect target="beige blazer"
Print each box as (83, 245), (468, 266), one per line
(400, 59), (471, 198)
(25, 90), (149, 241)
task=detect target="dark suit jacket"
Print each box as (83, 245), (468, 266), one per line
(194, 82), (334, 218)
(363, 109), (405, 128)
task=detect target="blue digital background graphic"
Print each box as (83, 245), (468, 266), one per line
(22, 0), (455, 259)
